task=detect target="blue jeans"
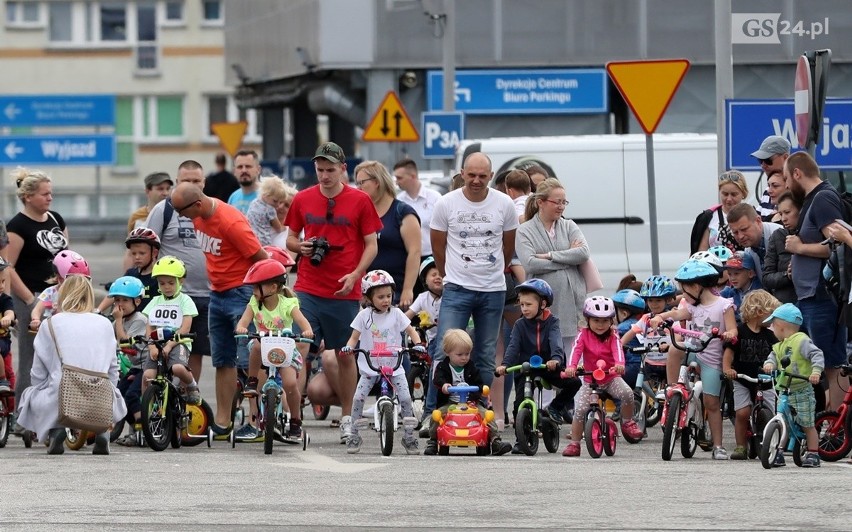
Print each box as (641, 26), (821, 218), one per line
(799, 295), (847, 368)
(423, 283), (505, 415)
(208, 286), (252, 368)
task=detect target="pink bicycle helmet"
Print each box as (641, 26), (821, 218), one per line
(583, 296), (615, 319)
(53, 250), (90, 279)
(361, 269), (395, 294)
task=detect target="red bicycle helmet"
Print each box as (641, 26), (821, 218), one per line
(263, 246), (295, 268)
(125, 227), (161, 249)
(244, 259), (287, 285)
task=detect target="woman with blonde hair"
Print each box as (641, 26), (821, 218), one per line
(17, 275), (126, 455)
(0, 167), (69, 414)
(691, 170), (749, 254)
(355, 160), (421, 309)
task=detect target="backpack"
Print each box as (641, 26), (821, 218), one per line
(689, 205), (743, 254)
(161, 198), (174, 237)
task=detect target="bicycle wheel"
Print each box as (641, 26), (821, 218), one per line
(264, 388), (277, 455)
(0, 407), (7, 448)
(380, 402), (395, 456)
(792, 436), (807, 467)
(542, 419), (560, 454)
(141, 383), (173, 452)
(407, 369), (427, 424)
(312, 403), (330, 421)
(662, 394), (681, 461)
(681, 421), (697, 458)
(645, 380), (664, 428)
(749, 406), (774, 459)
(814, 410), (851, 461)
(632, 392), (646, 434)
(603, 418), (618, 456)
(584, 410), (604, 458)
(515, 407), (538, 456)
(22, 430), (33, 448)
(760, 419), (783, 469)
(182, 399), (213, 447)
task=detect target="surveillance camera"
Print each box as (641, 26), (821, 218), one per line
(400, 71), (418, 89)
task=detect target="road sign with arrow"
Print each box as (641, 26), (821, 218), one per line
(362, 91), (419, 142)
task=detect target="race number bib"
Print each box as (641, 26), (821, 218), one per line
(148, 303), (182, 328)
(261, 336), (296, 368)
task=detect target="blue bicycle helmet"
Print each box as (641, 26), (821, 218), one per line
(674, 259), (720, 287)
(108, 276), (145, 299)
(515, 278), (554, 307)
(708, 245), (734, 264)
(640, 275), (677, 298)
(612, 289), (646, 313)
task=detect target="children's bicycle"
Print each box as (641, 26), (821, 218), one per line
(722, 373), (774, 459)
(628, 333), (669, 434)
(660, 323), (717, 461)
(501, 355), (561, 456)
(760, 357), (815, 469)
(574, 360), (620, 458)
(814, 362), (852, 461)
(137, 330), (211, 451)
(0, 382), (13, 448)
(352, 347), (419, 456)
(405, 311), (434, 424)
(234, 330), (312, 454)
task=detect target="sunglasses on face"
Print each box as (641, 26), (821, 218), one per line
(174, 199), (200, 214)
(759, 155), (776, 165)
(326, 198), (335, 221)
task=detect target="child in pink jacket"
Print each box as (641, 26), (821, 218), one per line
(562, 296), (643, 456)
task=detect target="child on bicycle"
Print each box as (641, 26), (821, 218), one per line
(650, 259), (738, 460)
(613, 288), (646, 389)
(423, 329), (512, 456)
(29, 250), (90, 331)
(496, 279), (581, 437)
(762, 303), (824, 468)
(405, 257), (442, 354)
(96, 228), (161, 315)
(341, 270), (423, 455)
(140, 256), (200, 404)
(108, 276), (149, 446)
(0, 258), (16, 396)
(234, 257), (313, 440)
(722, 289), (780, 460)
(562, 296), (644, 457)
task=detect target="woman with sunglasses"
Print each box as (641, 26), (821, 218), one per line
(691, 170), (749, 254)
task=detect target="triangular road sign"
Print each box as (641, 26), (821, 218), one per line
(606, 59), (690, 134)
(362, 91), (419, 142)
(211, 121), (248, 157)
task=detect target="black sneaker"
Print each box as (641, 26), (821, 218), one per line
(287, 422), (303, 439)
(511, 442), (523, 454)
(491, 439), (512, 456)
(418, 426), (431, 439)
(423, 439), (438, 455)
(545, 406), (564, 424)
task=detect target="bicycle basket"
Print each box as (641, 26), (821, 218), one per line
(261, 336), (296, 368)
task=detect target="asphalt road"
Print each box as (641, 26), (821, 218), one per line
(3, 242), (852, 530)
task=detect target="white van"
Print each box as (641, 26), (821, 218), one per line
(456, 134), (757, 292)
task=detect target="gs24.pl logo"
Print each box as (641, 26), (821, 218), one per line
(732, 13), (829, 44)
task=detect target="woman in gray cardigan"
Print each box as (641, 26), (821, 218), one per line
(515, 178), (589, 348)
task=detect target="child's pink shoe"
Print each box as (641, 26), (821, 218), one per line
(621, 419), (644, 441)
(562, 441), (581, 457)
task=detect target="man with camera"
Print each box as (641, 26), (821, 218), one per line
(285, 142), (382, 444)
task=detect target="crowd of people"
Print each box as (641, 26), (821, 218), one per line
(1, 133), (851, 464)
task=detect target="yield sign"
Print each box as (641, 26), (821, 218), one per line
(211, 121), (248, 157)
(362, 91), (419, 142)
(606, 59), (690, 134)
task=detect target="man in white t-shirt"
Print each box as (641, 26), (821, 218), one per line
(394, 158), (442, 259)
(425, 152), (519, 417)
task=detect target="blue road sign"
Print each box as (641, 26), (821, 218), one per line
(726, 98), (852, 170)
(0, 135), (116, 166)
(427, 69), (608, 115)
(0, 94), (115, 127)
(422, 111), (465, 159)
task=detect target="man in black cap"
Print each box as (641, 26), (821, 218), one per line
(127, 171), (173, 234)
(752, 135), (792, 219)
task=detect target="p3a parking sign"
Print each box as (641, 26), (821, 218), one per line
(421, 111), (464, 159)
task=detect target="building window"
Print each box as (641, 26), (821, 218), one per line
(99, 2), (127, 41)
(47, 1), (135, 45)
(156, 96), (184, 136)
(164, 1), (183, 22)
(115, 96), (136, 168)
(48, 2), (72, 41)
(201, 0), (222, 24)
(6, 1), (43, 27)
(204, 95), (261, 143)
(113, 95), (185, 169)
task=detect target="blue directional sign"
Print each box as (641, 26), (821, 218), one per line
(422, 111), (464, 159)
(0, 135), (116, 166)
(427, 69), (608, 115)
(0, 94), (115, 127)
(726, 98), (852, 170)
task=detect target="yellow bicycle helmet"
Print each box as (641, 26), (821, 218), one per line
(152, 255), (186, 279)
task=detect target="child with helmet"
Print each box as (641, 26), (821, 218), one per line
(341, 270), (424, 454)
(140, 256), (200, 404)
(108, 276), (149, 446)
(234, 255), (313, 440)
(29, 250), (91, 331)
(96, 227), (161, 315)
(720, 252), (762, 321)
(405, 257), (443, 353)
(612, 288), (647, 389)
(0, 258), (16, 395)
(495, 279), (583, 448)
(650, 259), (738, 460)
(562, 296), (645, 456)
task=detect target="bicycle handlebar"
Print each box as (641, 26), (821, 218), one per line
(233, 329), (315, 344)
(133, 330), (196, 345)
(350, 347), (410, 374)
(722, 373), (772, 384)
(666, 322), (720, 353)
(497, 355), (560, 377)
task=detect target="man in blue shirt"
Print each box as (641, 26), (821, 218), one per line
(227, 149), (260, 214)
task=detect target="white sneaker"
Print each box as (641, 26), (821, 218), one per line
(339, 415), (353, 444)
(712, 446), (729, 460)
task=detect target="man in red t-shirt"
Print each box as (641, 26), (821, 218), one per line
(285, 141), (382, 444)
(171, 182), (267, 431)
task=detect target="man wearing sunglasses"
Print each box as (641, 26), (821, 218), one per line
(751, 135), (791, 219)
(285, 141), (382, 445)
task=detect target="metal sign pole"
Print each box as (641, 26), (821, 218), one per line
(645, 133), (660, 275)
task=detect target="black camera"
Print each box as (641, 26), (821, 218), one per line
(309, 236), (330, 266)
